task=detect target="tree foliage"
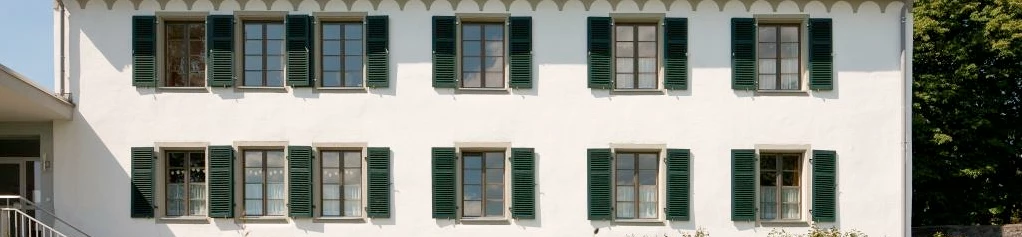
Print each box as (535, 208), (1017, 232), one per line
(913, 0), (1022, 226)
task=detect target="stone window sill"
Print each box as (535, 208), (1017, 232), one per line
(157, 86), (208, 92)
(313, 216), (367, 223)
(759, 220), (811, 227)
(612, 219), (666, 226)
(236, 216), (290, 224)
(236, 86), (288, 92)
(754, 89), (809, 96)
(459, 217), (511, 225)
(456, 87), (510, 94)
(157, 216), (210, 224)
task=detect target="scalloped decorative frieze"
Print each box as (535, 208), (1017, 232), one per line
(94, 0), (907, 13)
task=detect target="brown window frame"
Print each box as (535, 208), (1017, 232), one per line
(460, 22), (506, 89)
(613, 23), (658, 90)
(614, 152), (659, 220)
(165, 150), (206, 217)
(757, 23), (802, 90)
(460, 151), (505, 218)
(319, 21), (365, 88)
(163, 21), (206, 87)
(758, 153), (803, 221)
(319, 150), (363, 217)
(242, 21), (285, 87)
(243, 149), (286, 217)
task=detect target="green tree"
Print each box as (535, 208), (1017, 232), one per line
(913, 0), (1022, 226)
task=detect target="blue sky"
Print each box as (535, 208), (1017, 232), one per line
(0, 0), (54, 90)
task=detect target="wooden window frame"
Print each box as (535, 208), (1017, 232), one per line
(241, 21), (285, 87)
(758, 152), (803, 221)
(460, 151), (506, 218)
(162, 21), (207, 87)
(319, 21), (365, 88)
(319, 149), (363, 217)
(613, 152), (659, 220)
(242, 149), (286, 217)
(459, 21), (507, 89)
(613, 23), (659, 90)
(164, 150), (206, 217)
(756, 23), (802, 91)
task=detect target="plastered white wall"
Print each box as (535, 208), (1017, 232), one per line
(52, 0), (907, 236)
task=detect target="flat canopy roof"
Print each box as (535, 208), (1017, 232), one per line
(0, 64), (73, 121)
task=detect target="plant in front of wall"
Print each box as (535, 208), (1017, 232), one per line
(766, 225), (867, 237)
(679, 227), (710, 237)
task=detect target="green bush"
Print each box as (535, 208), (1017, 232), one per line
(767, 225), (866, 237)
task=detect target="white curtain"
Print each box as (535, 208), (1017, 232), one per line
(267, 183), (285, 216)
(760, 187), (777, 220)
(782, 187), (800, 219)
(638, 185), (657, 219)
(189, 183), (206, 215)
(167, 183), (185, 216)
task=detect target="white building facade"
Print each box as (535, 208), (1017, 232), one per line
(14, 0), (913, 236)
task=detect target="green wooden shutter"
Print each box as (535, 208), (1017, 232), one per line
(132, 16), (157, 87)
(432, 16), (457, 88)
(508, 17), (533, 89)
(665, 149), (690, 221)
(587, 148), (612, 220)
(809, 19), (834, 91)
(812, 150), (837, 222)
(366, 147), (392, 218)
(731, 149), (755, 221)
(731, 18), (756, 90)
(663, 18), (688, 90)
(510, 148), (535, 219)
(207, 15), (235, 87)
(431, 147), (457, 218)
(366, 15), (390, 88)
(130, 147), (155, 218)
(208, 145), (235, 218)
(285, 15), (313, 87)
(587, 17), (612, 89)
(287, 146), (313, 218)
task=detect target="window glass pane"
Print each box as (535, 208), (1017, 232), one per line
(189, 72), (204, 87)
(267, 151), (285, 167)
(616, 58), (634, 73)
(245, 40), (262, 55)
(637, 42), (656, 57)
(344, 152), (361, 167)
(463, 41), (481, 56)
(485, 73), (504, 88)
(485, 57), (503, 72)
(245, 200), (263, 215)
(616, 154), (635, 169)
(323, 168), (340, 184)
(760, 171), (776, 186)
(244, 72), (263, 86)
(345, 71), (364, 87)
(484, 24), (503, 40)
(464, 155), (482, 169)
(758, 75), (776, 90)
(323, 184), (341, 199)
(323, 40), (341, 55)
(245, 24), (262, 40)
(267, 200), (285, 216)
(345, 41), (363, 55)
(637, 58), (656, 73)
(343, 169), (361, 184)
(168, 152), (185, 166)
(761, 156), (776, 170)
(267, 71), (283, 87)
(615, 42), (634, 57)
(191, 168), (206, 183)
(344, 184), (360, 199)
(345, 24), (363, 40)
(322, 72), (342, 87)
(486, 184), (503, 199)
(639, 202), (656, 219)
(168, 169), (185, 183)
(782, 171), (799, 186)
(463, 184), (481, 200)
(758, 59), (776, 74)
(760, 189), (776, 219)
(638, 74), (656, 89)
(616, 170), (634, 185)
(168, 24), (185, 38)
(616, 74), (634, 89)
(245, 183), (262, 199)
(245, 56), (263, 70)
(345, 56), (363, 71)
(167, 199), (184, 216)
(267, 56), (283, 71)
(639, 170), (656, 185)
(783, 156), (799, 170)
(637, 26), (656, 41)
(758, 43), (776, 58)
(266, 24), (284, 40)
(323, 200), (341, 216)
(615, 26), (633, 41)
(783, 204), (799, 219)
(781, 59), (799, 74)
(462, 73), (482, 88)
(267, 168), (285, 183)
(486, 169), (503, 184)
(485, 200), (504, 217)
(462, 57), (481, 72)
(463, 201), (482, 217)
(190, 41), (204, 55)
(616, 185), (635, 201)
(781, 74), (799, 90)
(267, 40), (283, 55)
(485, 152), (504, 168)
(638, 154), (657, 169)
(758, 27), (776, 42)
(485, 41), (503, 56)
(616, 202), (635, 219)
(345, 200), (362, 217)
(267, 183), (285, 199)
(245, 168), (264, 183)
(781, 43), (799, 58)
(463, 25), (482, 40)
(323, 56), (341, 71)
(323, 152), (340, 168)
(780, 27), (799, 43)
(323, 24), (342, 40)
(464, 169), (482, 185)
(782, 187), (799, 203)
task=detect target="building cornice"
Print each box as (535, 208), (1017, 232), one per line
(77, 0), (907, 12)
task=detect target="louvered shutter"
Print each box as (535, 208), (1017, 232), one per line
(587, 148), (612, 220)
(510, 148), (535, 219)
(206, 15), (235, 87)
(587, 17), (612, 89)
(731, 149), (755, 221)
(809, 19), (834, 90)
(665, 149), (690, 221)
(508, 17), (533, 89)
(366, 147), (392, 218)
(812, 150), (837, 222)
(432, 16), (457, 88)
(431, 147), (457, 218)
(731, 18), (756, 90)
(288, 146), (313, 217)
(366, 16), (390, 88)
(208, 145), (235, 218)
(132, 16), (157, 87)
(663, 18), (688, 90)
(130, 147), (155, 218)
(285, 15), (313, 87)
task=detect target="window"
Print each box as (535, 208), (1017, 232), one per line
(321, 22), (364, 87)
(165, 151), (206, 216)
(164, 22), (206, 87)
(321, 150), (362, 217)
(243, 22), (285, 87)
(244, 150), (286, 216)
(759, 153), (802, 220)
(614, 24), (657, 89)
(461, 23), (504, 88)
(757, 24), (801, 90)
(615, 152), (657, 219)
(462, 151), (504, 218)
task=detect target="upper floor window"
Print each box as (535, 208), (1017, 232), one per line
(164, 22), (206, 87)
(615, 152), (658, 219)
(462, 151), (505, 218)
(759, 153), (802, 220)
(165, 150), (206, 216)
(757, 24), (801, 90)
(321, 22), (364, 88)
(614, 24), (658, 90)
(461, 23), (505, 89)
(321, 150), (363, 217)
(243, 22), (285, 87)
(244, 150), (286, 216)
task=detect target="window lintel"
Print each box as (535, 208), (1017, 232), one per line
(155, 142), (210, 150)
(609, 13), (664, 24)
(233, 141), (288, 150)
(234, 11), (288, 21)
(155, 11), (209, 21)
(455, 13), (510, 23)
(610, 143), (665, 153)
(313, 12), (367, 22)
(753, 14), (808, 24)
(753, 144), (811, 153)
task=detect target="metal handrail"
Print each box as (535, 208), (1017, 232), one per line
(0, 195), (91, 237)
(2, 207), (68, 237)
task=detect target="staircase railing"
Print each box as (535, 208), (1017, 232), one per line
(0, 196), (90, 237)
(2, 208), (67, 237)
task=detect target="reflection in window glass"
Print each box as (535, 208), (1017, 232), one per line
(462, 151), (504, 218)
(615, 152), (657, 219)
(757, 25), (801, 90)
(322, 150), (363, 217)
(165, 22), (206, 87)
(243, 22), (285, 87)
(321, 23), (364, 87)
(461, 23), (505, 88)
(244, 150), (286, 216)
(166, 151), (206, 216)
(760, 153), (802, 220)
(614, 24), (658, 89)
